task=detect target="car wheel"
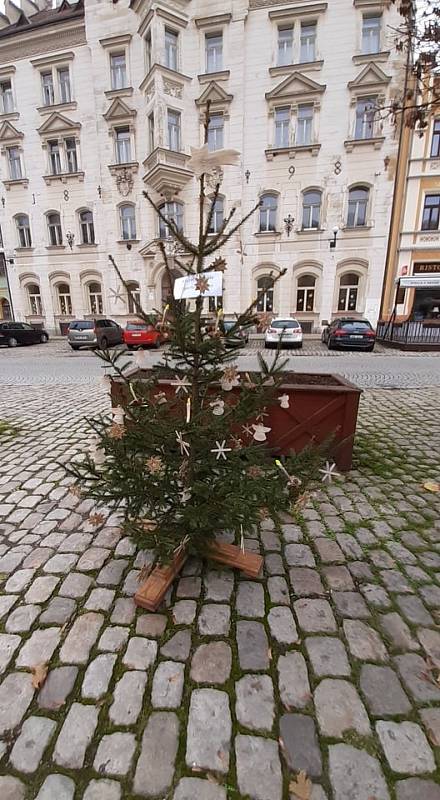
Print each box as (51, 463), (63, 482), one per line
(296, 343), (303, 349)
(154, 339), (161, 349)
(100, 337), (108, 349)
(366, 345), (375, 352)
(40, 333), (48, 343)
(328, 339), (335, 350)
(7, 337), (18, 348)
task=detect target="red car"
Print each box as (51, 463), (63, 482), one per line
(123, 321), (165, 349)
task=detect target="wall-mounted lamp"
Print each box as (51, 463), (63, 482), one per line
(244, 169), (250, 184)
(284, 214), (294, 237)
(126, 243), (132, 251)
(329, 226), (339, 249)
(1, 197), (5, 208)
(97, 185), (102, 198)
(66, 231), (75, 250)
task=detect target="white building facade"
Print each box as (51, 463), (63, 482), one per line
(0, 0), (406, 334)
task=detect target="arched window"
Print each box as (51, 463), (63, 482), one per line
(87, 281), (103, 315)
(208, 197), (224, 234)
(338, 272), (359, 312)
(57, 283), (72, 315)
(159, 201), (184, 239)
(256, 276), (274, 313)
(15, 214), (32, 248)
(161, 269), (181, 305)
(126, 281), (141, 314)
(47, 212), (62, 246)
(259, 193), (278, 232)
(296, 274), (316, 312)
(0, 298), (11, 320)
(27, 283), (42, 316)
(347, 187), (369, 227)
(119, 204), (136, 240)
(79, 210), (95, 244)
(302, 190), (321, 229)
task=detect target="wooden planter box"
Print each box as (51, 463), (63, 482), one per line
(111, 371), (361, 471)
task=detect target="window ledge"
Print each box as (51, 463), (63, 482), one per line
(344, 137), (384, 151)
(3, 178), (29, 190)
(37, 101), (77, 115)
(341, 224), (373, 232)
(352, 51), (390, 65)
(108, 162), (139, 175)
(117, 239), (140, 244)
(0, 110), (19, 121)
(14, 246), (34, 252)
(198, 70), (230, 83)
(43, 171), (85, 185)
(265, 144), (321, 160)
(104, 87), (134, 99)
(254, 231), (282, 238)
(46, 245), (66, 251)
(296, 228), (325, 235)
(77, 243), (98, 249)
(269, 61), (323, 77)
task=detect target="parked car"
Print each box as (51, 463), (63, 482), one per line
(123, 321), (166, 349)
(67, 319), (123, 350)
(221, 320), (249, 348)
(265, 318), (303, 349)
(322, 317), (376, 351)
(0, 321), (49, 347)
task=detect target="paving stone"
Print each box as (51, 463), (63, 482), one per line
(305, 636), (351, 677)
(261, 529), (281, 550)
(285, 543), (316, 567)
(152, 660), (185, 708)
(264, 553), (283, 575)
(42, 553), (79, 574)
(186, 689), (231, 773)
(5, 568), (35, 592)
(376, 720), (435, 774)
(379, 612), (420, 651)
(294, 599), (337, 633)
(136, 613), (167, 637)
(22, 548), (53, 569)
(237, 620), (269, 670)
(328, 744), (390, 800)
(59, 612), (104, 664)
(82, 734), (130, 784)
(161, 629), (191, 662)
(83, 780), (122, 800)
(0, 595), (17, 620)
(280, 713), (322, 777)
(281, 523), (303, 542)
(335, 533), (363, 559)
(343, 620), (388, 662)
(53, 702), (98, 768)
(360, 583), (391, 608)
(176, 576), (202, 598)
(315, 678), (371, 737)
(38, 666), (78, 709)
(134, 712), (179, 796)
(76, 547), (110, 571)
(96, 558), (127, 585)
(333, 591), (370, 618)
(110, 670), (147, 725)
(24, 576), (59, 604)
(5, 604), (40, 633)
(39, 596), (76, 625)
(0, 776), (26, 800)
(268, 606), (298, 644)
(173, 778), (227, 800)
(417, 627), (440, 667)
(82, 654), (116, 700)
(98, 626), (129, 653)
(111, 598), (136, 625)
(395, 779), (440, 800)
(236, 581), (265, 617)
(58, 532), (93, 552)
(396, 594), (434, 626)
(322, 565), (354, 590)
(0, 633), (21, 673)
(277, 651), (311, 708)
(360, 665), (411, 716)
(115, 537), (136, 556)
(85, 588), (115, 611)
(59, 572), (92, 598)
(190, 641), (232, 684)
(123, 636), (157, 669)
(235, 734), (282, 800)
(289, 568), (325, 596)
(395, 653), (440, 702)
(420, 708), (440, 747)
(16, 627), (60, 667)
(315, 538), (345, 563)
(10, 715), (56, 773)
(381, 570), (413, 594)
(35, 775), (75, 800)
(268, 576), (290, 605)
(172, 600), (197, 624)
(236, 674), (274, 732)
(198, 603), (230, 636)
(349, 562), (374, 582)
(420, 583), (440, 607)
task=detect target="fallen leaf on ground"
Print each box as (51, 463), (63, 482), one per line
(289, 770), (312, 800)
(31, 663), (48, 689)
(423, 481), (440, 493)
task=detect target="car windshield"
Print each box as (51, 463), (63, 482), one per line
(69, 321), (94, 330)
(340, 321), (372, 331)
(127, 323), (150, 331)
(223, 322), (238, 332)
(271, 320), (299, 329)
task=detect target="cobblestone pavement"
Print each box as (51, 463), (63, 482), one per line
(1, 382), (440, 799)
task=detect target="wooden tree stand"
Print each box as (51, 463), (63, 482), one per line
(135, 541), (263, 612)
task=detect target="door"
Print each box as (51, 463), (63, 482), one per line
(108, 320), (122, 344)
(22, 323), (40, 344)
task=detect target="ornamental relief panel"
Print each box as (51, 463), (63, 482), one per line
(163, 78), (183, 99)
(0, 27), (86, 65)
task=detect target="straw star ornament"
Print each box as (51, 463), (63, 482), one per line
(187, 144), (241, 177)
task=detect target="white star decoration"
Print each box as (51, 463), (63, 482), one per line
(319, 461), (340, 484)
(175, 431), (190, 457)
(187, 144), (241, 178)
(109, 285), (127, 306)
(211, 440), (232, 460)
(242, 424), (254, 437)
(170, 375), (191, 395)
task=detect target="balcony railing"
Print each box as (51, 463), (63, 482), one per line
(377, 319), (440, 350)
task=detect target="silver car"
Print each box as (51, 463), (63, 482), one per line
(67, 319), (124, 350)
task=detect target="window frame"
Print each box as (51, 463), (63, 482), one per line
(361, 14), (381, 55)
(148, 112), (155, 153)
(7, 146), (23, 180)
(0, 78), (14, 114)
(87, 281), (104, 315)
(126, 281), (141, 314)
(208, 196), (224, 234)
(159, 201), (184, 239)
(47, 212), (63, 246)
(205, 31), (223, 73)
(79, 209), (95, 245)
(164, 27), (179, 72)
(277, 25), (293, 66)
(119, 204), (137, 241)
(300, 21), (317, 63)
(302, 189), (322, 229)
(39, 63), (73, 107)
(167, 109), (181, 151)
(207, 113), (224, 151)
(274, 106), (290, 148)
(347, 186), (369, 228)
(26, 283), (43, 316)
(115, 126), (132, 164)
(110, 51), (128, 91)
(296, 103), (314, 145)
(430, 119), (440, 159)
(56, 282), (72, 316)
(256, 276), (275, 313)
(421, 194), (440, 231)
(57, 67), (71, 104)
(15, 214), (32, 248)
(337, 272), (360, 312)
(296, 274), (316, 312)
(259, 193), (278, 233)
(355, 96), (377, 140)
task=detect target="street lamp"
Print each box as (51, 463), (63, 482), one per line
(329, 226), (339, 249)
(66, 231), (75, 250)
(284, 214), (295, 237)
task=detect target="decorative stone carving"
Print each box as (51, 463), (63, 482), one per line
(205, 167), (224, 189)
(163, 79), (183, 99)
(145, 83), (155, 104)
(116, 167), (134, 196)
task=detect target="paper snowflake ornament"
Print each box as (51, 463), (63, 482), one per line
(170, 375), (191, 395)
(108, 423), (125, 440)
(134, 349), (149, 370)
(210, 256), (227, 273)
(145, 456), (165, 476)
(279, 394), (290, 409)
(211, 440), (232, 460)
(195, 275), (210, 294)
(176, 430), (190, 457)
(187, 144), (240, 178)
(210, 398), (225, 416)
(221, 365), (240, 392)
(319, 461), (340, 484)
(252, 423), (271, 442)
(242, 423), (254, 437)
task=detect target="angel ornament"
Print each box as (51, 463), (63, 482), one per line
(279, 394), (290, 409)
(252, 423), (271, 442)
(221, 366), (240, 392)
(112, 405), (125, 425)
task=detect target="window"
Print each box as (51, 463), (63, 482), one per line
(347, 186), (369, 227)
(205, 32), (223, 73)
(302, 190), (321, 229)
(48, 140), (62, 174)
(209, 296), (223, 313)
(362, 15), (381, 54)
(256, 276), (274, 313)
(80, 210), (95, 244)
(41, 72), (55, 106)
(259, 193), (278, 232)
(110, 52), (127, 90)
(355, 97), (376, 139)
(159, 201), (184, 238)
(1, 298), (11, 320)
(88, 281), (103, 315)
(0, 80), (14, 113)
(431, 119), (440, 158)
(167, 110), (181, 151)
(338, 273), (359, 311)
(7, 147), (22, 180)
(65, 138), (78, 172)
(115, 127), (131, 163)
(300, 22), (317, 62)
(120, 204), (136, 240)
(165, 28), (178, 71)
(207, 114), (224, 151)
(296, 104), (314, 145)
(148, 113), (155, 152)
(145, 31), (152, 72)
(127, 281), (141, 314)
(275, 107), (290, 148)
(296, 274), (316, 312)
(15, 215), (32, 247)
(27, 284), (43, 316)
(421, 194), (440, 231)
(278, 27), (293, 66)
(47, 212), (63, 246)
(208, 197), (224, 234)
(57, 68), (71, 103)
(57, 283), (72, 315)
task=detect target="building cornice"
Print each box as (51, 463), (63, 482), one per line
(99, 33), (132, 49)
(156, 7), (189, 28)
(268, 3), (328, 20)
(194, 14), (232, 29)
(0, 22), (85, 65)
(31, 51), (75, 68)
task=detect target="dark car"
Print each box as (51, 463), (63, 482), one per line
(0, 321), (49, 347)
(322, 317), (376, 351)
(67, 319), (123, 350)
(221, 320), (249, 348)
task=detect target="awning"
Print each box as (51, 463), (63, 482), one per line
(397, 274), (440, 289)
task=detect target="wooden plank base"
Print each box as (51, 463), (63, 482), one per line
(208, 541), (263, 578)
(134, 549), (187, 612)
